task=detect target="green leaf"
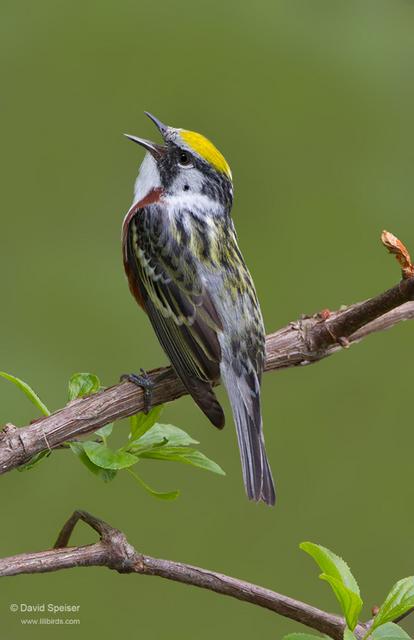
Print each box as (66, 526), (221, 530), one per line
(319, 574), (363, 631)
(129, 405), (164, 442)
(300, 542), (360, 593)
(0, 371), (50, 416)
(175, 449), (225, 474)
(17, 450), (51, 471)
(126, 468), (179, 500)
(139, 447), (225, 475)
(371, 577), (414, 632)
(68, 372), (100, 401)
(343, 629), (357, 640)
(95, 423), (113, 439)
(69, 442), (117, 482)
(370, 622), (411, 639)
(300, 542), (362, 631)
(128, 422), (224, 474)
(130, 423), (198, 452)
(82, 441), (138, 470)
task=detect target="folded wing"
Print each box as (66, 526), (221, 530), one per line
(124, 205), (225, 429)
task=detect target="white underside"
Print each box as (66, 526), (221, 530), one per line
(133, 152), (161, 204)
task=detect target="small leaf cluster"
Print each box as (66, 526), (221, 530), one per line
(282, 542), (414, 640)
(0, 371), (225, 500)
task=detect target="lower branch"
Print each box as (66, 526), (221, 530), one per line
(0, 510), (369, 640)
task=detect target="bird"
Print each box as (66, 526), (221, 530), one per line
(122, 112), (275, 506)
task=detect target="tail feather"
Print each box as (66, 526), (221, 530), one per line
(221, 364), (276, 506)
(261, 447), (276, 506)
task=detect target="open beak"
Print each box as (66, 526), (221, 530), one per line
(123, 133), (165, 159)
(144, 111), (169, 136)
(124, 112), (169, 159)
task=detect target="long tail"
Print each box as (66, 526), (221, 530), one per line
(221, 363), (276, 506)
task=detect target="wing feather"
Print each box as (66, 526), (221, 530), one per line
(124, 206), (224, 428)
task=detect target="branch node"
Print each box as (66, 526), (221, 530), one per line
(337, 336), (350, 348)
(53, 510), (143, 574)
(315, 308), (332, 321)
(105, 530), (143, 574)
(0, 423), (18, 441)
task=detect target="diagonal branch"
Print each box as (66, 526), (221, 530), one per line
(0, 233), (413, 476)
(1, 236), (414, 638)
(0, 285), (413, 476)
(0, 510), (369, 640)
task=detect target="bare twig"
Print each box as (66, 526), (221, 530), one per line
(0, 510), (372, 640)
(1, 511), (411, 638)
(1, 233), (414, 475)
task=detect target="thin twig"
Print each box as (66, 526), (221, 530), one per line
(0, 510), (370, 640)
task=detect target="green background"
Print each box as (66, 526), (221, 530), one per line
(1, 1), (413, 637)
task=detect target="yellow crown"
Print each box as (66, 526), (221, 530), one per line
(179, 129), (232, 179)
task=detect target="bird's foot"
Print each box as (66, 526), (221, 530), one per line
(120, 369), (154, 414)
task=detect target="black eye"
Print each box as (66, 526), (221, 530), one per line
(179, 151), (191, 166)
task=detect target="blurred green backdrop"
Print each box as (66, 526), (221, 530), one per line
(1, 0), (414, 637)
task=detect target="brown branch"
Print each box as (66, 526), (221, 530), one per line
(0, 509), (371, 640)
(1, 275), (413, 475)
(0, 231), (412, 475)
(1, 236), (414, 638)
(1, 511), (412, 638)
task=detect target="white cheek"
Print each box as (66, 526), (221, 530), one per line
(171, 168), (204, 193)
(133, 153), (161, 203)
(166, 169), (223, 217)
